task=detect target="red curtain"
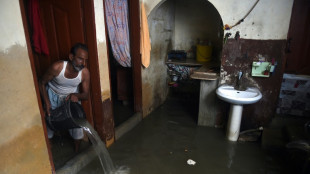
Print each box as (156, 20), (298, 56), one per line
(28, 0), (49, 55)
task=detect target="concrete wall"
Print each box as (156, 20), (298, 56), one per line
(0, 1), (51, 173)
(143, 0), (293, 40)
(220, 39), (286, 130)
(141, 0), (175, 116)
(216, 0), (293, 129)
(174, 0), (223, 60)
(210, 0), (293, 40)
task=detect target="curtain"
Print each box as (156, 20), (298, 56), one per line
(28, 0), (49, 55)
(105, 0), (131, 67)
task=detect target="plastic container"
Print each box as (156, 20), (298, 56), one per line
(196, 44), (212, 62)
(168, 50), (187, 60)
(46, 100), (86, 131)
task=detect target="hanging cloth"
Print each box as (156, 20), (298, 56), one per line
(140, 2), (151, 68)
(28, 0), (49, 55)
(105, 0), (131, 67)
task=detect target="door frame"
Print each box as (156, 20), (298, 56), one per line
(19, 0), (103, 172)
(129, 0), (142, 113)
(103, 0), (142, 114)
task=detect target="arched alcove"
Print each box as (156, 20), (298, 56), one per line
(141, 0), (224, 117)
(149, 0), (224, 62)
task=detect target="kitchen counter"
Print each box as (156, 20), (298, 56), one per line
(190, 63), (220, 80)
(166, 58), (221, 127)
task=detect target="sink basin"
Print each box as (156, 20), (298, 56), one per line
(216, 85), (262, 105)
(216, 84), (262, 141)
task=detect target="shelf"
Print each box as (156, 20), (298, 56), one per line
(165, 58), (203, 66)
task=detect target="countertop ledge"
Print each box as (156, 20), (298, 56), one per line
(191, 63), (220, 80)
(165, 58), (220, 80)
(190, 72), (219, 80)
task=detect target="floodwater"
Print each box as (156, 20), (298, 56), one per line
(78, 97), (290, 174)
(76, 119), (130, 174)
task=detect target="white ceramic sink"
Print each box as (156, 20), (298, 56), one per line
(216, 84), (262, 141)
(216, 85), (262, 105)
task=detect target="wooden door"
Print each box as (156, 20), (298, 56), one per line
(285, 0), (310, 75)
(35, 0), (93, 124)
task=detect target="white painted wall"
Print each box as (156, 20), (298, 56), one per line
(210, 0), (294, 40)
(0, 1), (26, 53)
(143, 0), (294, 40)
(0, 1), (51, 173)
(174, 0), (223, 59)
(94, 0), (107, 44)
(94, 0), (111, 100)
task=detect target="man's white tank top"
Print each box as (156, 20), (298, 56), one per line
(48, 61), (82, 95)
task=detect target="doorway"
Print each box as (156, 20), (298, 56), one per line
(108, 41), (135, 127)
(21, 0), (141, 171)
(24, 0), (95, 124)
(104, 0), (142, 128)
(20, 0), (103, 170)
(285, 0), (310, 75)
(147, 0), (223, 122)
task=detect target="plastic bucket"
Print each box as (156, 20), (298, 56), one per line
(196, 44), (212, 62)
(46, 100), (86, 131)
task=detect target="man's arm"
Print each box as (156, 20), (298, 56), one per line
(39, 62), (63, 116)
(67, 68), (90, 102)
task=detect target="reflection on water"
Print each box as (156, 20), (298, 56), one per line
(76, 119), (130, 174)
(226, 143), (236, 169)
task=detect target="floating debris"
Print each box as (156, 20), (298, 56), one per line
(187, 159), (196, 166)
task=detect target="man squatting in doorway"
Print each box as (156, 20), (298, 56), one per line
(39, 43), (90, 152)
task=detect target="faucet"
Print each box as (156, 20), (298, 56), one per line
(235, 71), (243, 90)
